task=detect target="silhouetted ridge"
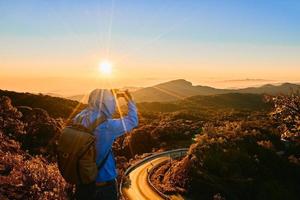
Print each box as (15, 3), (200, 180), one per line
(133, 79), (300, 102)
(155, 79), (193, 87)
(0, 90), (85, 118)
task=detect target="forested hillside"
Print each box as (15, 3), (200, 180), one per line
(151, 94), (300, 200)
(0, 90), (85, 118)
(1, 90), (298, 200)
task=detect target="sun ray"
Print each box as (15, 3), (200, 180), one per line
(115, 17), (190, 65)
(111, 89), (127, 131)
(152, 86), (186, 100)
(110, 84), (135, 157)
(65, 92), (90, 125)
(46, 1), (92, 53)
(106, 0), (115, 58)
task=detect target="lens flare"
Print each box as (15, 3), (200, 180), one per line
(99, 61), (113, 76)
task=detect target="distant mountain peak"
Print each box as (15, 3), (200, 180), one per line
(156, 79), (192, 87)
(281, 82), (296, 87)
(133, 79), (300, 102)
(261, 84), (275, 88)
(261, 82), (297, 88)
(63, 79), (300, 103)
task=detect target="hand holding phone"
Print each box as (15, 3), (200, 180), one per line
(116, 92), (125, 98)
(124, 90), (133, 101)
(114, 89), (133, 102)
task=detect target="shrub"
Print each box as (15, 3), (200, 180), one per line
(0, 132), (71, 200)
(267, 94), (300, 142)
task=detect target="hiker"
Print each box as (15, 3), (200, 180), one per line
(73, 89), (138, 200)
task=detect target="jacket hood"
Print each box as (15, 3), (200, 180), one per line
(88, 89), (116, 117)
(73, 89), (116, 127)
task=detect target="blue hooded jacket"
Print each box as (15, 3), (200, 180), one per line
(73, 89), (138, 182)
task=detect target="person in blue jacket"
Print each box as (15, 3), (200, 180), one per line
(73, 89), (138, 200)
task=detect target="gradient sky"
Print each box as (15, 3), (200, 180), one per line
(0, 0), (300, 95)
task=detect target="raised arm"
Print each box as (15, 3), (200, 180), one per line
(108, 92), (138, 138)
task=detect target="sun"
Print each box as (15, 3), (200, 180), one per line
(99, 60), (113, 76)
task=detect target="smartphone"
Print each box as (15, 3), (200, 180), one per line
(116, 92), (125, 98)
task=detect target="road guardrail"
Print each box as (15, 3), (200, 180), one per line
(120, 148), (188, 199)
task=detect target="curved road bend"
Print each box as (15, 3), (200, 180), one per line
(122, 156), (184, 200)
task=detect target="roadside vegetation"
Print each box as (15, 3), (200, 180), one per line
(0, 90), (299, 199)
(152, 94), (300, 200)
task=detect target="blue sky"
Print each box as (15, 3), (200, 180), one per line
(0, 0), (300, 94)
(1, 1), (299, 42)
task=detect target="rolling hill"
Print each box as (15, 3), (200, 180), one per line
(0, 89), (270, 119)
(65, 79), (300, 103)
(137, 93), (270, 113)
(133, 79), (300, 102)
(0, 90), (85, 118)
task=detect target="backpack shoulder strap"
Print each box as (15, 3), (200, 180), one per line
(97, 149), (112, 171)
(87, 115), (110, 171)
(87, 115), (106, 132)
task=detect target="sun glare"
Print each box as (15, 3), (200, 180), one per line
(99, 60), (113, 76)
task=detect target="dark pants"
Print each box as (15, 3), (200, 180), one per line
(75, 180), (118, 200)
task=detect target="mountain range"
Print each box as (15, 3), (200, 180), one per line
(64, 79), (300, 103)
(132, 79), (300, 102)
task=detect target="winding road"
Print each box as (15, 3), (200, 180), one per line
(121, 151), (186, 200)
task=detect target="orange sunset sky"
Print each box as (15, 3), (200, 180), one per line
(1, 1), (300, 96)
